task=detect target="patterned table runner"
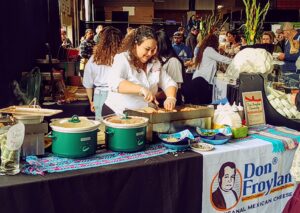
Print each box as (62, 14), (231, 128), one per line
(22, 143), (175, 175)
(249, 125), (300, 152)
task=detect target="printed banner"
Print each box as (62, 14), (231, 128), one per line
(198, 139), (296, 213)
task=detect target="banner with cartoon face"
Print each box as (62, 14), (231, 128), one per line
(198, 138), (296, 213)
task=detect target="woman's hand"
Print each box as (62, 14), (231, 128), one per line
(164, 97), (176, 110)
(89, 101), (95, 112)
(139, 87), (157, 103)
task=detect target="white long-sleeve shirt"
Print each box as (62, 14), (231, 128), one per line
(82, 56), (111, 92)
(162, 57), (183, 84)
(192, 47), (232, 84)
(105, 52), (178, 114)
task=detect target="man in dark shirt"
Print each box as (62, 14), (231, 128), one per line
(79, 29), (95, 75)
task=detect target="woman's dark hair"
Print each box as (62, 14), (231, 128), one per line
(156, 29), (181, 64)
(226, 30), (241, 43)
(194, 34), (219, 67)
(118, 25), (157, 69)
(93, 26), (123, 66)
(156, 29), (185, 81)
(262, 31), (275, 43)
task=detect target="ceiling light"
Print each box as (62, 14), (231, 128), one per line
(217, 5), (224, 10)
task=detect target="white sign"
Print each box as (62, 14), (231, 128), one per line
(197, 139), (296, 213)
(6, 123), (25, 151)
(123, 7), (135, 16)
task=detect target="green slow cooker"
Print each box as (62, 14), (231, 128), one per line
(102, 115), (148, 152)
(49, 115), (100, 158)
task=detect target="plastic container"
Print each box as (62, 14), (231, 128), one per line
(232, 125), (248, 139)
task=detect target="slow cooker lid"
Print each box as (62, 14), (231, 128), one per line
(103, 115), (148, 128)
(105, 115), (147, 125)
(51, 115), (96, 129)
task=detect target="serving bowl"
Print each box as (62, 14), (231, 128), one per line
(158, 129), (194, 150)
(196, 126), (232, 145)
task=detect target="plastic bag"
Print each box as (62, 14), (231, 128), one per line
(19, 67), (41, 104)
(225, 48), (273, 80)
(213, 104), (242, 128)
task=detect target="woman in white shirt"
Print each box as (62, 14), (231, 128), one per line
(156, 29), (184, 105)
(189, 34), (232, 104)
(83, 26), (123, 120)
(103, 26), (178, 116)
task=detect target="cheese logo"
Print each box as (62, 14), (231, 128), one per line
(210, 162), (243, 211)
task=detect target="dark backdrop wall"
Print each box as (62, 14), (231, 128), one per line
(0, 0), (60, 108)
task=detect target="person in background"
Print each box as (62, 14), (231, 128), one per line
(61, 28), (72, 48)
(172, 31), (193, 62)
(156, 29), (184, 105)
(93, 25), (103, 43)
(187, 15), (197, 31)
(186, 27), (199, 55)
(261, 31), (283, 53)
(275, 29), (285, 52)
(239, 34), (247, 46)
(278, 22), (300, 72)
(79, 29), (96, 76)
(102, 26), (178, 116)
(186, 34), (232, 104)
(261, 31), (273, 44)
(178, 26), (186, 42)
(83, 26), (123, 120)
(220, 30), (241, 57)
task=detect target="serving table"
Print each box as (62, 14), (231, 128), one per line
(0, 126), (298, 213)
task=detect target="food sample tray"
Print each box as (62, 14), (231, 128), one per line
(124, 105), (214, 124)
(0, 106), (62, 116)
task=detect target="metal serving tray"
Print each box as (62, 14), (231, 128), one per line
(124, 105), (214, 124)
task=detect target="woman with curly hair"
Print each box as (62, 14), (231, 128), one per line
(103, 25), (178, 115)
(187, 34), (231, 104)
(82, 26), (123, 120)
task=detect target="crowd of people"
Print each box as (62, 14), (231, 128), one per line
(58, 21), (300, 120)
